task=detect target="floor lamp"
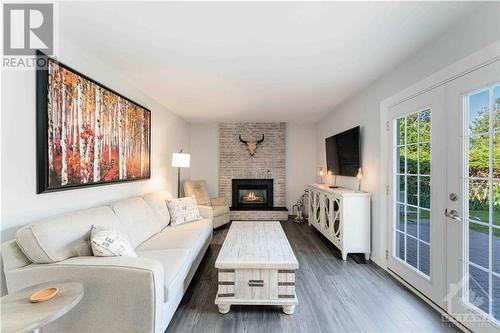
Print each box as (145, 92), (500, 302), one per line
(172, 150), (190, 198)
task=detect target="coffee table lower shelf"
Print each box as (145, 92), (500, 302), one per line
(215, 296), (298, 314)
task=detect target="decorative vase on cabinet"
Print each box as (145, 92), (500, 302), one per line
(307, 184), (370, 261)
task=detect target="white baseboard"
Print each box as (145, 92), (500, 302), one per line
(386, 268), (471, 333)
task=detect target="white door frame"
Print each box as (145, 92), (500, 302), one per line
(378, 40), (500, 326)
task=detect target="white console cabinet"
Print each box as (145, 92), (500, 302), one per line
(307, 184), (370, 261)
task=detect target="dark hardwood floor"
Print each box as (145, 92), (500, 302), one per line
(166, 219), (458, 333)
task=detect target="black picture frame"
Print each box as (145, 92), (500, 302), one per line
(36, 51), (152, 193)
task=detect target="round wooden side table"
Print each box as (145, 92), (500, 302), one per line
(1, 281), (84, 333)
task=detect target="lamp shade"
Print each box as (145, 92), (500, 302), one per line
(172, 153), (190, 168)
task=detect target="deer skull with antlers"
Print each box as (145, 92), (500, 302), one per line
(239, 134), (264, 157)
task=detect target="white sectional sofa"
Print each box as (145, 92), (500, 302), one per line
(1, 190), (213, 333)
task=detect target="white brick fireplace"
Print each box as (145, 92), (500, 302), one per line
(219, 122), (288, 220)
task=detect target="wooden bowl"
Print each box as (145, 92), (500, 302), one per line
(30, 287), (59, 303)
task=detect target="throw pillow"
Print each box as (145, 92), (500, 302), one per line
(90, 224), (136, 257)
(166, 196), (202, 226)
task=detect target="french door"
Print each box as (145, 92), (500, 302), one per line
(446, 60), (499, 331)
(387, 86), (447, 306)
(388, 59), (500, 331)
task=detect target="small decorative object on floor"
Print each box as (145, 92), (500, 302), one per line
(30, 287), (59, 303)
(1, 281), (83, 333)
(292, 202), (303, 223)
(292, 189), (309, 224)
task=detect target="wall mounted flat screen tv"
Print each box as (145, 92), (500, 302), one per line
(325, 126), (360, 177)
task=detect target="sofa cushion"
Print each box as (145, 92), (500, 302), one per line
(136, 248), (191, 302)
(142, 191), (173, 229)
(110, 197), (163, 248)
(136, 219), (212, 253)
(16, 206), (122, 264)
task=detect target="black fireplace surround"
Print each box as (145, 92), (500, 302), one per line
(232, 179), (273, 209)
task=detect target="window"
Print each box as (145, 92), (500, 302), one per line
(394, 109), (431, 276)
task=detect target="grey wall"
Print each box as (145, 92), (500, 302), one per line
(315, 2), (500, 267)
(189, 123), (219, 197)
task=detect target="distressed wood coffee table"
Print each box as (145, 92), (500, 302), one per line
(215, 221), (299, 314)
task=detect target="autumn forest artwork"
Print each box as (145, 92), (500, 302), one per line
(39, 59), (151, 192)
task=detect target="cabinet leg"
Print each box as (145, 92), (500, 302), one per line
(341, 252), (348, 261)
(218, 304), (231, 314)
(283, 304), (295, 314)
(364, 253), (371, 261)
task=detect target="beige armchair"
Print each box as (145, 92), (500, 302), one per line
(184, 180), (230, 228)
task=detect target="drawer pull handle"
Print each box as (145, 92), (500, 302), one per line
(248, 280), (264, 287)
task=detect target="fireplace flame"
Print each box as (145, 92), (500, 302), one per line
(243, 191), (263, 202)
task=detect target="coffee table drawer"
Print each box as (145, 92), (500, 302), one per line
(217, 268), (296, 301)
(235, 269), (274, 300)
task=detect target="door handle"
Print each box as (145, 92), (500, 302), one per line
(445, 209), (462, 222)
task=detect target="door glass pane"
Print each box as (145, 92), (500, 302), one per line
(406, 206), (417, 237)
(407, 114), (418, 144)
(469, 134), (489, 178)
(465, 86), (500, 323)
(398, 147), (405, 174)
(495, 182), (500, 227)
(407, 176), (418, 206)
(419, 143), (431, 175)
(469, 179), (489, 223)
(468, 222), (489, 269)
(419, 176), (430, 209)
(468, 90), (489, 135)
(493, 227), (500, 274)
(469, 265), (490, 314)
(419, 241), (430, 276)
(419, 109), (431, 142)
(393, 108), (431, 277)
(407, 144), (418, 174)
(493, 275), (500, 321)
(406, 236), (418, 269)
(494, 86), (500, 131)
(419, 208), (430, 243)
(397, 117), (406, 145)
(397, 175), (405, 203)
(396, 204), (405, 231)
(396, 231), (405, 260)
(494, 133), (500, 178)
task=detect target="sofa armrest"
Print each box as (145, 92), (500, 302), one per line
(210, 196), (228, 207)
(5, 256), (164, 333)
(198, 205), (214, 219)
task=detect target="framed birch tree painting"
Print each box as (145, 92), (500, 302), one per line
(36, 52), (151, 193)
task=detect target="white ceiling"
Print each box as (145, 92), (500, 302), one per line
(59, 1), (478, 123)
